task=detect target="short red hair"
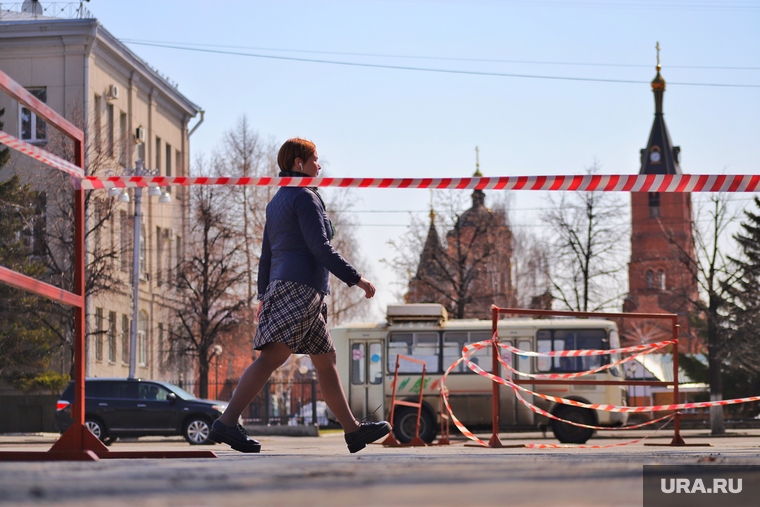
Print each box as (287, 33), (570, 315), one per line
(277, 138), (317, 172)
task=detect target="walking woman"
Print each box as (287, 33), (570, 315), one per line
(210, 138), (391, 453)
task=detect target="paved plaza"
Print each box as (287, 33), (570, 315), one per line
(1, 430), (759, 506)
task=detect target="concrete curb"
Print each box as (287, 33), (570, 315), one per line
(243, 424), (320, 437)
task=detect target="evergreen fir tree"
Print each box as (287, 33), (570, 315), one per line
(723, 197), (760, 400)
(0, 108), (67, 391)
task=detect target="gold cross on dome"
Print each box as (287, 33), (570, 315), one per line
(656, 42), (661, 69)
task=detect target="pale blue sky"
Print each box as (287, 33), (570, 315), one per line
(91, 0), (760, 317)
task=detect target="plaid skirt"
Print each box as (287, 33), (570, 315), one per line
(253, 280), (334, 355)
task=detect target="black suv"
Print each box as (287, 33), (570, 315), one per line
(55, 378), (228, 445)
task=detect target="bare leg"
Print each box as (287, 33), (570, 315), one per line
(218, 342), (292, 426)
(311, 351), (360, 433)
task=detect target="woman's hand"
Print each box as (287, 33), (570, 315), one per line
(254, 300), (264, 323)
(356, 277), (376, 299)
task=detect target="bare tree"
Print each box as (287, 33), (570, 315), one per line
(13, 105), (125, 378)
(512, 227), (552, 309)
(660, 193), (742, 434)
(541, 164), (628, 312)
(323, 188), (373, 325)
(385, 190), (514, 319)
(173, 155), (251, 399)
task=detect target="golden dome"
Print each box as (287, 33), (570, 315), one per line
(651, 65), (666, 91)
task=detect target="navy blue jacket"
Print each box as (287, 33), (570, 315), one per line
(257, 185), (361, 299)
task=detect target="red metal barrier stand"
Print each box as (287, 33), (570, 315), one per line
(0, 69), (216, 460)
(491, 306), (712, 448)
(488, 305), (504, 448)
(645, 323), (709, 447)
(382, 355), (428, 447)
(382, 356), (403, 447)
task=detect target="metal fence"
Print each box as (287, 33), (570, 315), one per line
(167, 378), (333, 427)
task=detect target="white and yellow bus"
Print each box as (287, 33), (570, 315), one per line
(331, 304), (628, 444)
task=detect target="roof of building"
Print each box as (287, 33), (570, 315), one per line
(413, 210), (443, 280)
(0, 10), (201, 117)
(640, 65), (681, 175)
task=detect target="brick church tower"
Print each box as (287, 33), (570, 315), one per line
(622, 53), (700, 352)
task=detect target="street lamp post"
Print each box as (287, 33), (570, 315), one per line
(110, 160), (170, 379)
(212, 344), (223, 399)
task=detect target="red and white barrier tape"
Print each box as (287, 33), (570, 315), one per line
(0, 131), (84, 178)
(467, 340), (760, 413)
(439, 341), (678, 448)
(78, 174), (760, 192)
(500, 339), (675, 357)
(440, 338), (760, 448)
(500, 341), (669, 380)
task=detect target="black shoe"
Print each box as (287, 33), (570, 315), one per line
(344, 420), (392, 454)
(209, 419), (261, 453)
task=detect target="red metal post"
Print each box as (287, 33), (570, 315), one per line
(488, 305), (503, 448)
(381, 355), (403, 446)
(407, 365), (428, 447)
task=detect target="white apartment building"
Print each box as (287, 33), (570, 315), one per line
(0, 4), (202, 384)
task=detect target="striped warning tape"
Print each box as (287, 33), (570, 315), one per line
(466, 339), (760, 413)
(500, 340), (669, 380)
(78, 173), (760, 192)
(0, 131), (84, 178)
(500, 339), (675, 358)
(439, 340), (678, 448)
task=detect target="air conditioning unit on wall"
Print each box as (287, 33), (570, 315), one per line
(135, 126), (146, 144)
(107, 84), (120, 101)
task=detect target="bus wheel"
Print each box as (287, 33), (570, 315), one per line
(551, 407), (594, 444)
(392, 406), (436, 444)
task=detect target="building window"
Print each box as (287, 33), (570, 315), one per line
(122, 314), (130, 364)
(166, 232), (173, 286)
(108, 311), (117, 363)
(646, 270), (654, 289)
(156, 227), (163, 286)
(656, 270), (666, 290)
(94, 94), (102, 153)
(120, 210), (132, 272)
(107, 104), (114, 157)
(176, 235), (182, 282)
(155, 137), (161, 172)
(19, 87), (47, 142)
(175, 149), (182, 177)
(119, 112), (128, 167)
(648, 192), (660, 218)
(157, 323), (164, 366)
(21, 193), (47, 257)
(95, 308), (104, 361)
(138, 311), (148, 367)
(166, 143), (172, 177)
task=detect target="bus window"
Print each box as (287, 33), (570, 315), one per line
(470, 331), (492, 373)
(368, 342), (383, 384)
(388, 332), (439, 373)
(442, 331), (491, 373)
(443, 332), (467, 373)
(538, 329), (609, 373)
(351, 343), (366, 384)
(537, 333), (551, 372)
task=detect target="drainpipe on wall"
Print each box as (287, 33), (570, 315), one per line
(188, 109), (204, 137)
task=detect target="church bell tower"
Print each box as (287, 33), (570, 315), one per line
(623, 44), (699, 351)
